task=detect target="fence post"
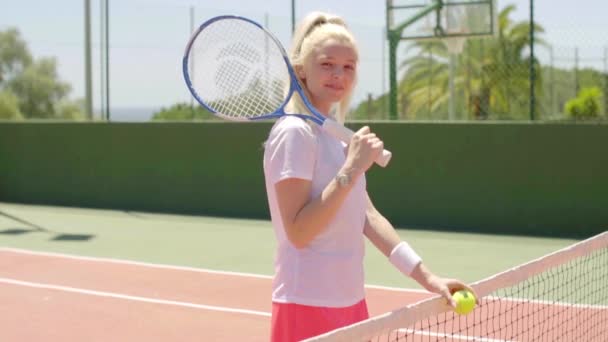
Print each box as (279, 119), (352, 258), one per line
(529, 0), (536, 121)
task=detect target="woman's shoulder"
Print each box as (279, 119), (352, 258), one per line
(264, 116), (318, 153)
(271, 116), (316, 136)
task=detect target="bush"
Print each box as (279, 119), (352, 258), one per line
(0, 90), (23, 120)
(151, 103), (217, 121)
(564, 87), (602, 120)
(56, 99), (86, 120)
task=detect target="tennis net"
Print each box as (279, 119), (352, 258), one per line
(304, 231), (608, 342)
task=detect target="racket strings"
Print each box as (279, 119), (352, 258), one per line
(188, 19), (290, 119)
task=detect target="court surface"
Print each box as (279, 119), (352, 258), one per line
(0, 202), (579, 341)
(0, 248), (435, 341)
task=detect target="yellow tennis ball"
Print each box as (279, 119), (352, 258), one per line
(453, 290), (476, 315)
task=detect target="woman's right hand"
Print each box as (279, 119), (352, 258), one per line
(343, 126), (384, 175)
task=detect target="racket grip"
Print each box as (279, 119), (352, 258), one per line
(377, 149), (392, 168)
(321, 119), (392, 168)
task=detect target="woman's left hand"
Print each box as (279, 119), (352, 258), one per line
(424, 274), (478, 308)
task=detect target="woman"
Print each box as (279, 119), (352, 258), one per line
(263, 11), (475, 341)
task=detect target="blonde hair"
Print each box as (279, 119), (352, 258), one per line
(286, 12), (358, 124)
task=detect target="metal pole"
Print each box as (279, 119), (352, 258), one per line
(529, 0), (535, 120)
(387, 0), (442, 120)
(105, 0), (110, 121)
(382, 27), (387, 117)
(604, 46), (608, 116)
(386, 0), (393, 120)
(550, 46), (555, 115)
(265, 12), (270, 106)
(100, 0), (105, 120)
(84, 0), (93, 120)
(428, 48), (432, 114)
(466, 43), (471, 119)
(574, 47), (579, 96)
(448, 53), (456, 120)
(190, 6), (195, 114)
(388, 35), (399, 120)
(291, 0), (295, 34)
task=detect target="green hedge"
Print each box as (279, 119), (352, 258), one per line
(1, 121), (606, 238)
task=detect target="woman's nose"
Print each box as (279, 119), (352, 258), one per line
(332, 67), (343, 78)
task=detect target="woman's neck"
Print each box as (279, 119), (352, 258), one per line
(311, 99), (332, 118)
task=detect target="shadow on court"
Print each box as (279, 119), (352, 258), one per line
(0, 210), (95, 242)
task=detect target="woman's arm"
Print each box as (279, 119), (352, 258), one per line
(363, 193), (477, 307)
(362, 193), (402, 256)
(275, 164), (359, 249)
(276, 126), (383, 249)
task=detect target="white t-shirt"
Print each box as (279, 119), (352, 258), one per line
(263, 116), (368, 308)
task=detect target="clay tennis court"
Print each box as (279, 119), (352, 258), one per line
(0, 248), (433, 341)
(0, 203), (604, 341)
(4, 248), (604, 342)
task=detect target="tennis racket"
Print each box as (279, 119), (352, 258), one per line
(182, 15), (392, 167)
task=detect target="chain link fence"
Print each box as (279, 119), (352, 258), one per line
(0, 1), (606, 122)
(354, 2), (607, 122)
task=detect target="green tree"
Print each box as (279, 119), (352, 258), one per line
(0, 28), (83, 120)
(399, 5), (545, 120)
(352, 5), (546, 121)
(541, 66), (606, 118)
(8, 58), (71, 118)
(351, 93), (390, 121)
(0, 90), (23, 119)
(0, 28), (32, 84)
(56, 99), (87, 120)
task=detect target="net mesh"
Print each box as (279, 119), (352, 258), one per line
(187, 18), (290, 120)
(304, 232), (608, 342)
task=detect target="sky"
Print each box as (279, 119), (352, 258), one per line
(1, 0), (607, 120)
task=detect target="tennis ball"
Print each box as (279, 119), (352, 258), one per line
(452, 290), (476, 315)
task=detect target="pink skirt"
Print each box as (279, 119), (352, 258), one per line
(270, 299), (369, 342)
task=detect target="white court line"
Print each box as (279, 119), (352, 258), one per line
(0, 277), (271, 317)
(3, 248), (605, 310)
(0, 247), (273, 279)
(0, 277), (505, 342)
(0, 247), (428, 294)
(396, 328), (512, 342)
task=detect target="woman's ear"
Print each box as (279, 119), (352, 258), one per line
(295, 65), (306, 80)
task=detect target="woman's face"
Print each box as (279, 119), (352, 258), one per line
(299, 38), (357, 114)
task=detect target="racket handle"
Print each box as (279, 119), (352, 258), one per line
(322, 119), (392, 168)
(377, 149), (393, 168)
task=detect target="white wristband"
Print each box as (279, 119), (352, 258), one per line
(389, 241), (422, 276)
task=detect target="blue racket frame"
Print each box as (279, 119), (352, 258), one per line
(182, 15), (392, 168)
(182, 15), (327, 126)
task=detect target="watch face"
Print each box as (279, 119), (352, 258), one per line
(337, 173), (350, 186)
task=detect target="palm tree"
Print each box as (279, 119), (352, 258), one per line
(399, 5), (545, 120)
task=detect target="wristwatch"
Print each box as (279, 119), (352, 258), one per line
(335, 172), (352, 187)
